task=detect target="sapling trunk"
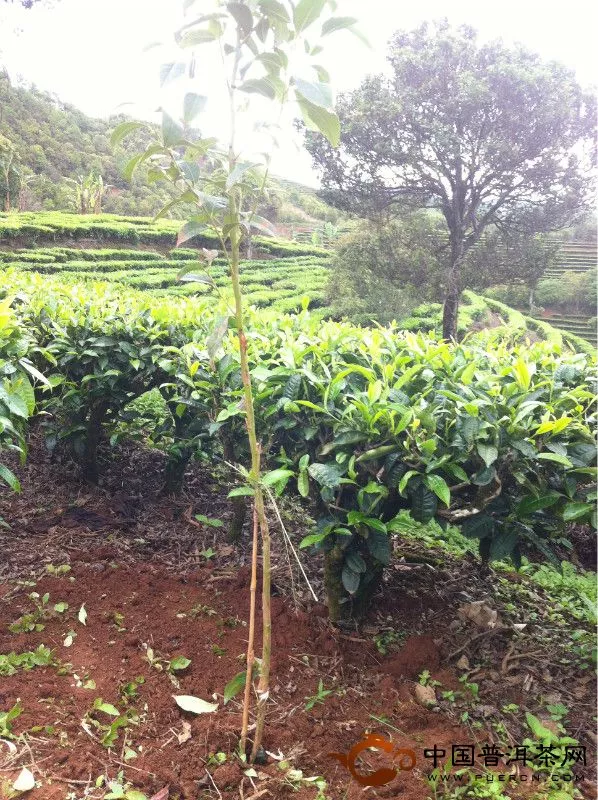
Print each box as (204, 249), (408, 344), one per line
(228, 193), (272, 759)
(240, 507), (259, 753)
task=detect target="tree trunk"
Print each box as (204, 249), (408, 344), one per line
(324, 544), (344, 624)
(228, 496), (247, 542)
(162, 450), (191, 495)
(82, 400), (110, 483)
(442, 237), (464, 341)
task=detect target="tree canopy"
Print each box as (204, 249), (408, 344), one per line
(305, 21), (596, 339)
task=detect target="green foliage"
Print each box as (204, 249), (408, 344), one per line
(1, 258), (596, 619)
(304, 679), (333, 710)
(0, 644), (54, 675)
(0, 76), (181, 217)
(536, 270), (597, 314)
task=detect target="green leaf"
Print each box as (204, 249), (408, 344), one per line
(424, 474), (450, 507)
(262, 468), (294, 486)
(461, 514), (494, 540)
(477, 443), (498, 468)
(519, 529), (561, 571)
(537, 452), (573, 468)
(366, 529), (391, 565)
(525, 712), (555, 742)
(240, 77), (277, 99)
(93, 699), (120, 717)
(179, 27), (219, 47)
(227, 2), (254, 36)
(345, 551), (366, 573)
(183, 92), (208, 123)
(258, 0), (290, 23)
(516, 493), (561, 515)
(341, 564), (360, 595)
(0, 464), (20, 492)
(563, 502), (593, 522)
(110, 121), (145, 148)
(296, 95), (340, 147)
(298, 470), (309, 497)
(308, 462), (344, 489)
(170, 656), (192, 671)
(489, 531), (519, 560)
(321, 16), (358, 36)
(299, 531), (329, 548)
(228, 486), (255, 498)
(207, 315), (230, 361)
(162, 111), (185, 147)
(293, 0), (326, 33)
(410, 484), (437, 524)
(398, 469), (419, 495)
(160, 61), (186, 86)
(226, 162), (256, 190)
(223, 670), (246, 704)
(356, 444), (399, 464)
(176, 221), (209, 246)
(294, 77), (333, 110)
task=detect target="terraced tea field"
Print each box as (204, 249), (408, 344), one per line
(0, 212), (332, 314)
(0, 246), (331, 312)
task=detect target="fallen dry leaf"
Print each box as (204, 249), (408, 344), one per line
(150, 788), (170, 800)
(458, 601), (502, 629)
(177, 721), (192, 744)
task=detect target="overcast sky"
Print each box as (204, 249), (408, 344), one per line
(0, 0), (596, 184)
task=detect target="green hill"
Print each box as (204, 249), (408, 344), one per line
(0, 77), (342, 227)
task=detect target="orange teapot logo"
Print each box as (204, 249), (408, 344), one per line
(328, 733), (416, 787)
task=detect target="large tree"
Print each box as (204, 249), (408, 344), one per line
(305, 21), (595, 339)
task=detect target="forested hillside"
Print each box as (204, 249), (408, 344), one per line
(0, 73), (175, 215)
(0, 75), (339, 225)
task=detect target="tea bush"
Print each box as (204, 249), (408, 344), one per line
(1, 270), (595, 619)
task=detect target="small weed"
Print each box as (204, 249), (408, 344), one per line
(112, 612), (126, 631)
(100, 770), (147, 799)
(458, 675), (479, 698)
(45, 564), (71, 576)
(277, 760), (329, 798)
(0, 702), (22, 738)
(188, 603), (217, 618)
(119, 676), (145, 704)
(9, 592), (71, 633)
(87, 699), (138, 749)
(441, 690), (459, 703)
(546, 702), (569, 723)
(211, 645), (226, 657)
(418, 669), (441, 688)
(373, 629), (406, 655)
(305, 679), (333, 711)
(207, 751), (227, 766)
(194, 514), (224, 529)
(0, 644), (54, 675)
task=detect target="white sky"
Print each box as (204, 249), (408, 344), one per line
(0, 0), (596, 184)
